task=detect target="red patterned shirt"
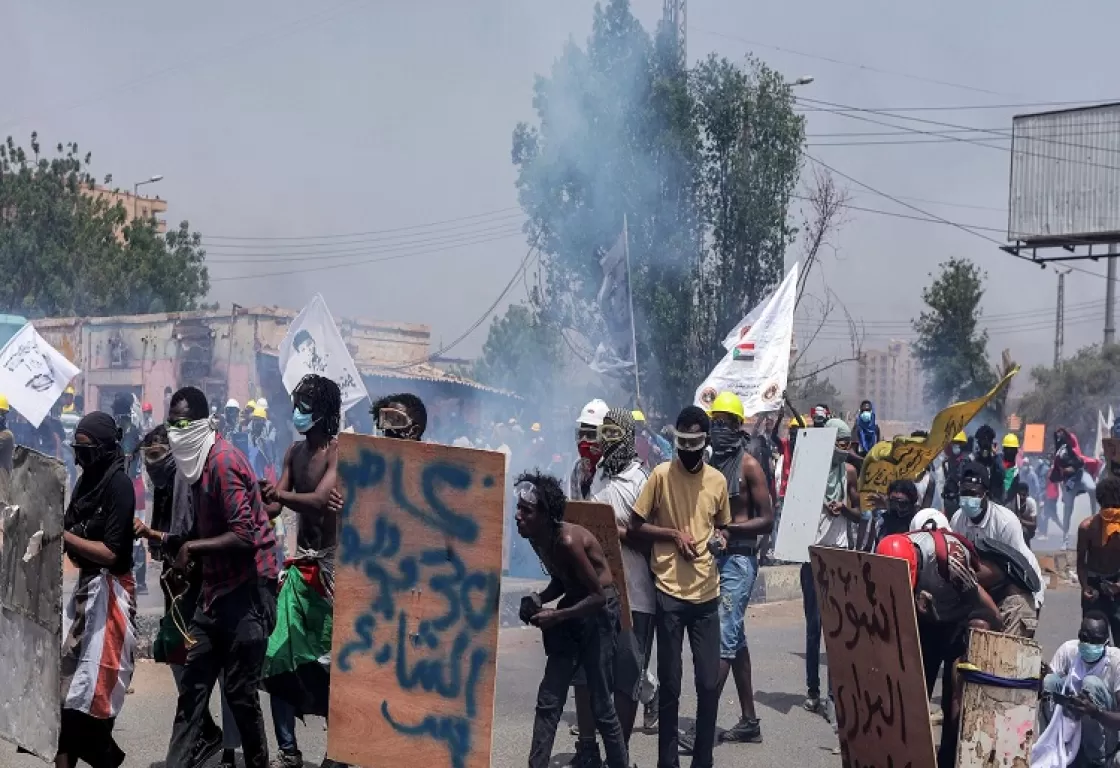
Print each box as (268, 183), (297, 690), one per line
(194, 435), (279, 609)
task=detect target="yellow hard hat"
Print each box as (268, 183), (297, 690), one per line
(1002, 433), (1020, 449)
(632, 410), (646, 422)
(953, 431), (967, 443)
(709, 391), (745, 420)
(0, 394), (8, 411)
(246, 399), (256, 409)
(789, 416), (801, 428)
(531, 422), (541, 432)
(252, 406), (267, 419)
(64, 386), (75, 395)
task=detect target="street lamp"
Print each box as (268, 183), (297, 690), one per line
(133, 175), (164, 220)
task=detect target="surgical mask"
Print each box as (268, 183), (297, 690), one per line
(293, 407), (316, 434)
(1079, 642), (1107, 664)
(859, 411), (872, 423)
(960, 495), (984, 519)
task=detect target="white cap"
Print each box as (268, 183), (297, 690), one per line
(910, 508), (951, 532)
(225, 398), (240, 410)
(256, 397), (269, 410)
(577, 399), (609, 428)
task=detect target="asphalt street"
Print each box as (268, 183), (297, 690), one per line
(0, 584), (1082, 768)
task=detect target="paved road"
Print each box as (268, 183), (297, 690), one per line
(0, 587), (1082, 768)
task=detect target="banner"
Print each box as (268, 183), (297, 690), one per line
(328, 435), (504, 768)
(589, 223), (636, 376)
(0, 323), (80, 428)
(1022, 423), (1046, 454)
(857, 366), (1019, 510)
(278, 295), (369, 411)
(694, 262), (799, 417)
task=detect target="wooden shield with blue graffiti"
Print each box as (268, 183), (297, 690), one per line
(327, 434), (505, 768)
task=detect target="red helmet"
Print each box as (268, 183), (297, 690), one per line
(142, 402), (153, 413)
(876, 534), (918, 589)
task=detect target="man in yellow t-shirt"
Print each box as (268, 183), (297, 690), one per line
(632, 405), (730, 768)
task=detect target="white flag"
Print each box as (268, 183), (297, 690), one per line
(0, 323), (80, 428)
(1097, 410), (1110, 460)
(694, 263), (799, 417)
(278, 295), (369, 411)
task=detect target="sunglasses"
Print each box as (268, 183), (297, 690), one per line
(376, 407), (412, 431)
(673, 429), (707, 452)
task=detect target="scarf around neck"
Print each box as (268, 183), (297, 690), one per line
(1101, 508), (1120, 546)
(710, 423), (747, 497)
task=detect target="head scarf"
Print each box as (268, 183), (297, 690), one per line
(600, 408), (637, 477)
(65, 412), (126, 533)
(710, 417), (748, 498)
(824, 418), (851, 503)
(856, 401), (878, 453)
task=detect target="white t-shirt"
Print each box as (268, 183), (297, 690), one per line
(1050, 640), (1120, 697)
(590, 460), (656, 615)
(951, 501), (1046, 607)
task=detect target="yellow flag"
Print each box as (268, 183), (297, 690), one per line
(857, 366), (1020, 510)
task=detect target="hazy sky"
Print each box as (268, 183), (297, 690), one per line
(7, 0), (1119, 401)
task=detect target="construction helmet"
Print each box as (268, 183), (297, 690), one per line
(256, 398), (269, 410)
(952, 431), (967, 443)
(252, 406), (267, 419)
(64, 386), (75, 395)
(709, 391), (745, 420)
(246, 399), (256, 410)
(225, 398), (240, 410)
(0, 394), (8, 411)
(142, 402), (153, 413)
(789, 416), (801, 428)
(632, 410), (646, 423)
(875, 534), (919, 589)
(1002, 433), (1020, 449)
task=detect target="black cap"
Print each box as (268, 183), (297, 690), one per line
(960, 460), (990, 486)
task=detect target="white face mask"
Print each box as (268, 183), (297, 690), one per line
(168, 417), (217, 483)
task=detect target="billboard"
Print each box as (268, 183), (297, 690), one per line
(1008, 102), (1120, 245)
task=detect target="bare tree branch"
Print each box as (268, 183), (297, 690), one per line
(795, 167), (851, 310)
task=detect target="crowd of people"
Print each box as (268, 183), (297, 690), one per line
(11, 370), (1120, 768)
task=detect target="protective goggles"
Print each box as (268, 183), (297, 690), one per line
(376, 407), (412, 431)
(672, 429), (707, 452)
(514, 480), (539, 508)
(597, 424), (625, 443)
(141, 444), (171, 463)
(576, 424), (599, 443)
(166, 417), (193, 430)
(835, 438), (852, 451)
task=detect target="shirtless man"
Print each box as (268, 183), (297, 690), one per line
(260, 374), (344, 768)
(1078, 475), (1120, 644)
(516, 471), (630, 768)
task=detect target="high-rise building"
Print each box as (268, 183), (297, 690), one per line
(856, 340), (924, 422)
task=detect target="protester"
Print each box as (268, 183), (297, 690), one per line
(950, 461), (1044, 638)
(1052, 428), (1101, 549)
(0, 394), (13, 481)
(633, 409), (667, 469)
(910, 431), (937, 509)
(940, 431), (969, 516)
(972, 425), (1007, 503)
(222, 399), (242, 436)
(569, 399), (609, 500)
(141, 401), (155, 432)
(910, 508), (952, 533)
(630, 405), (730, 768)
(1033, 611), (1120, 768)
(260, 374), (346, 768)
(854, 399), (880, 457)
(516, 471), (630, 768)
(801, 418), (861, 717)
(809, 404), (830, 428)
(704, 392), (773, 745)
(164, 387), (280, 768)
(1077, 476), (1120, 644)
(872, 479), (921, 545)
(1001, 433), (1022, 499)
(134, 425), (242, 768)
(1008, 480), (1038, 546)
(58, 412), (138, 768)
(875, 531), (1001, 768)
(247, 405), (277, 480)
(371, 392), (427, 440)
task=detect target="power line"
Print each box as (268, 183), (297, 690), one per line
(796, 98), (1120, 114)
(202, 207), (522, 243)
(791, 194), (1005, 233)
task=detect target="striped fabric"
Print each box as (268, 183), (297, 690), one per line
(60, 571), (138, 719)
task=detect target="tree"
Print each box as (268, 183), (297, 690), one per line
(1017, 344), (1120, 441)
(471, 303), (565, 401)
(912, 258), (997, 408)
(0, 134), (208, 317)
(512, 1), (804, 413)
(787, 370), (842, 414)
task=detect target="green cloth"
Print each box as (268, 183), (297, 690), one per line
(263, 567), (333, 680)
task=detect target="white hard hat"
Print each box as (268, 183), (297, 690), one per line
(910, 508), (951, 532)
(577, 399), (609, 428)
(256, 397), (269, 410)
(225, 399), (240, 410)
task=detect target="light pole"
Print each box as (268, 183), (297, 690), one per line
(132, 175), (164, 221)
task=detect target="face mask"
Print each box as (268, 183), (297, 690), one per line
(951, 445), (962, 456)
(577, 441), (601, 463)
(960, 495), (984, 519)
(293, 407), (316, 434)
(73, 444), (103, 469)
(710, 421), (741, 455)
(887, 502), (915, 519)
(1079, 641), (1107, 664)
(859, 411), (872, 423)
(145, 452), (176, 488)
(677, 448), (705, 472)
(168, 418), (217, 484)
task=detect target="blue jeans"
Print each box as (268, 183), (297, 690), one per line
(1042, 673), (1118, 766)
(270, 695), (299, 754)
(718, 554), (758, 660)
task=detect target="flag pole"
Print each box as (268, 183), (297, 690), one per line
(623, 213), (641, 404)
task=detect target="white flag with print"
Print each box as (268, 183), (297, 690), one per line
(0, 323), (80, 428)
(694, 263), (799, 417)
(279, 294), (369, 411)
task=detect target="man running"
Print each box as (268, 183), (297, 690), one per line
(1078, 476), (1120, 643)
(516, 472), (630, 768)
(631, 405), (731, 768)
(260, 374), (345, 768)
(702, 392), (772, 746)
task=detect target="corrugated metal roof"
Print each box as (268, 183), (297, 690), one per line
(358, 362), (521, 398)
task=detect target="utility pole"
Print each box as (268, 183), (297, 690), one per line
(662, 0), (686, 69)
(1055, 267), (1072, 368)
(1106, 243), (1117, 345)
